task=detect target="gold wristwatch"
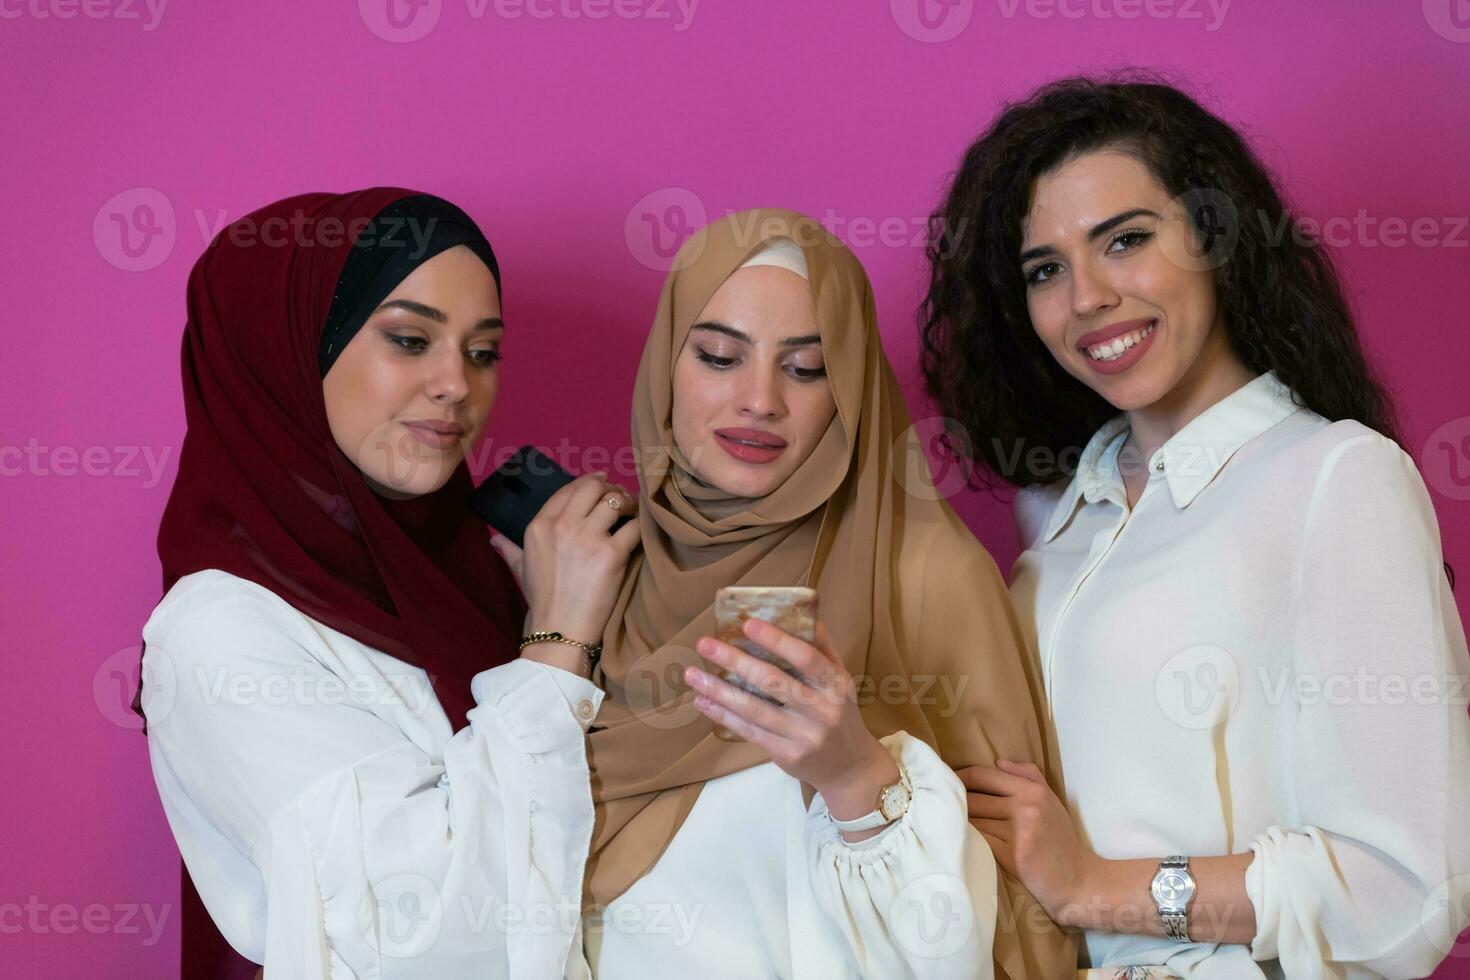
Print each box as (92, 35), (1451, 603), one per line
(829, 764), (912, 832)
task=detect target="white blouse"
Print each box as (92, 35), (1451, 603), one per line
(143, 569), (1001, 978)
(142, 568), (604, 978)
(580, 733), (999, 979)
(1009, 371), (1470, 979)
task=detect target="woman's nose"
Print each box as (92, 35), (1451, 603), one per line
(1070, 259), (1121, 318)
(426, 349), (470, 403)
(735, 365), (785, 419)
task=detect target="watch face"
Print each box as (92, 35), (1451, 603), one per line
(1152, 870), (1195, 907)
(878, 782), (911, 820)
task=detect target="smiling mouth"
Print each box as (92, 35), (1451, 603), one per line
(1083, 320), (1155, 362)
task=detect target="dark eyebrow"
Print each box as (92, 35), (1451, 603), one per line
(1018, 208), (1159, 265)
(692, 321), (821, 347)
(375, 299), (504, 331)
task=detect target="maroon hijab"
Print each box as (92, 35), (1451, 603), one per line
(142, 188), (525, 976)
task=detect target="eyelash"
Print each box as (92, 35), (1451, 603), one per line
(388, 333), (503, 366)
(695, 349), (827, 382)
(1024, 228), (1154, 286)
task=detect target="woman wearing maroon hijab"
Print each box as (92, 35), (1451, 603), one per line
(136, 188), (639, 977)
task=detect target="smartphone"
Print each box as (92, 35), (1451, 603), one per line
(472, 445), (634, 547)
(709, 586), (818, 741)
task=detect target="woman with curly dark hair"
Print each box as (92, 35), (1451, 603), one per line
(920, 74), (1470, 979)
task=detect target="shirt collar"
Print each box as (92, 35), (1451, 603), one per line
(1039, 371), (1302, 543)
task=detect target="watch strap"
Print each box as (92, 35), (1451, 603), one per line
(829, 808), (889, 832)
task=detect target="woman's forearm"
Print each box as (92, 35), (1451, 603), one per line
(1064, 852), (1257, 945)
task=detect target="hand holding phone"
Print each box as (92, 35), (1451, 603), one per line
(689, 590), (899, 828)
(709, 586), (817, 741)
(473, 446), (641, 664)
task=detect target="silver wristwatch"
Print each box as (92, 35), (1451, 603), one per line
(1150, 855), (1195, 942)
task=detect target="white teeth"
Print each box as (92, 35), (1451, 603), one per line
(1086, 322), (1155, 361)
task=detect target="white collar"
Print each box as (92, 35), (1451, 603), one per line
(1040, 371), (1304, 544)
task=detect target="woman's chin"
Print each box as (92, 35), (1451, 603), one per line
(704, 465), (782, 500)
(363, 464), (456, 499)
(1079, 365), (1172, 413)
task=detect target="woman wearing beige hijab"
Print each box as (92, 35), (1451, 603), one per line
(572, 209), (1076, 978)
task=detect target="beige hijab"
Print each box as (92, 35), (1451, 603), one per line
(587, 209), (1075, 978)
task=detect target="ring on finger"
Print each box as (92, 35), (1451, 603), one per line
(606, 495), (623, 511)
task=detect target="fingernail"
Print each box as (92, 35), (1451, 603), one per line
(696, 638), (713, 655)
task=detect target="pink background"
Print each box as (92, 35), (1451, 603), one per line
(2, 1), (1467, 975)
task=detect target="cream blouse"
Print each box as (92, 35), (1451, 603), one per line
(1009, 372), (1470, 978)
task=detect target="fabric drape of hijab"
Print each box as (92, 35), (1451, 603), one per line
(136, 188), (525, 977)
(585, 209), (1076, 978)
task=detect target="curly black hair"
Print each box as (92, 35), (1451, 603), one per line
(919, 71), (1401, 490)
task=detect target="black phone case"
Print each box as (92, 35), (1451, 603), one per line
(470, 446), (576, 547)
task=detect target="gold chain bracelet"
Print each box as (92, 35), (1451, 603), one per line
(518, 630), (603, 674)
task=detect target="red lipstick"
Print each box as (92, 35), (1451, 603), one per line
(714, 427), (787, 464)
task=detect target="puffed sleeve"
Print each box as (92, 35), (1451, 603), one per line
(804, 730), (999, 979)
(142, 587), (603, 979)
(1244, 431), (1470, 978)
